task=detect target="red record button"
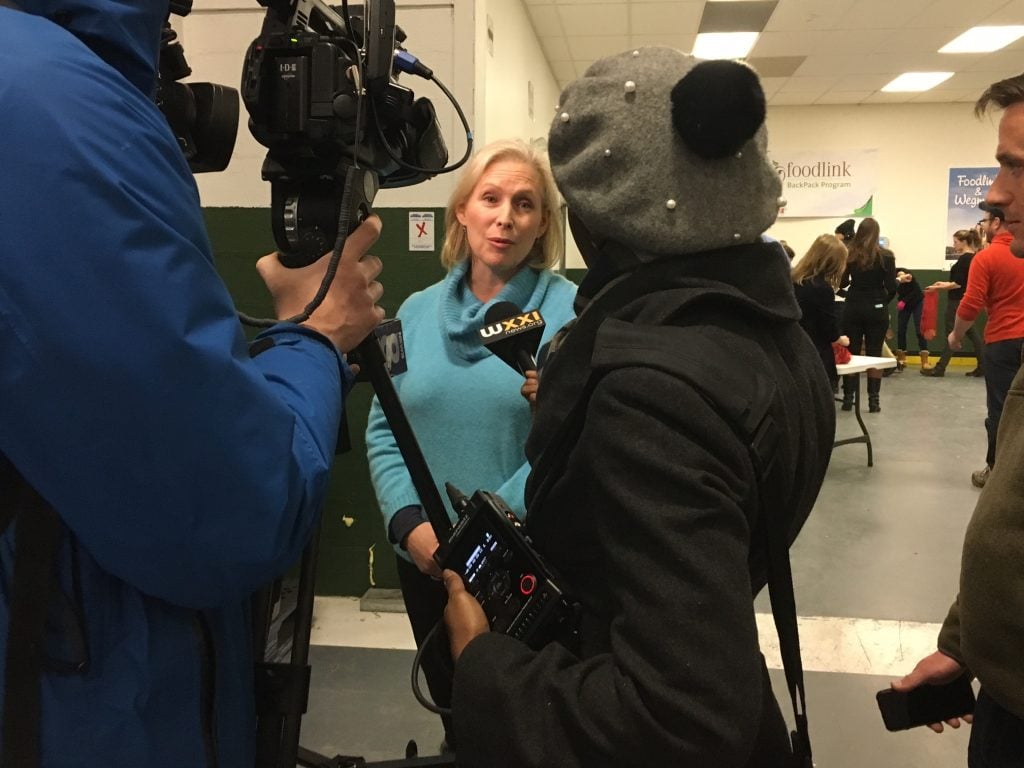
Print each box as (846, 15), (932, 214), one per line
(519, 574), (537, 596)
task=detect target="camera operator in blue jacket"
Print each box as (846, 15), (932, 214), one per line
(0, 1), (384, 765)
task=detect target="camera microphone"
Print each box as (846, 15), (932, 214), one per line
(479, 301), (545, 375)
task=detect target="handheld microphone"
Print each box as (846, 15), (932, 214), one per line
(479, 301), (545, 375)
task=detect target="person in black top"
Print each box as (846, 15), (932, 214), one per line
(923, 229), (985, 377)
(792, 234), (850, 389)
(835, 218), (856, 243)
(838, 217), (898, 412)
(894, 266), (929, 370)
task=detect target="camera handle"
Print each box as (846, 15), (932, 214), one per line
(251, 337), (457, 767)
(252, 167), (455, 764)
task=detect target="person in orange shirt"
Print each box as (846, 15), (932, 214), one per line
(949, 201), (1024, 487)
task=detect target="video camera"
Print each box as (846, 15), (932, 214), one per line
(241, 0), (459, 265)
(158, 1), (240, 173)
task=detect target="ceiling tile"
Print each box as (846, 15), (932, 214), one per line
(558, 3), (630, 34)
(541, 36), (572, 60)
(630, 2), (703, 35)
(907, 0), (1008, 27)
(763, 0), (859, 32)
(698, 1), (779, 33)
(911, 89), (984, 103)
(759, 76), (787, 97)
(567, 35), (633, 59)
(745, 55), (806, 77)
(528, 5), (565, 36)
(777, 76), (837, 98)
(629, 33), (696, 49)
(550, 60), (579, 83)
(816, 90), (875, 104)
(536, 0), (1023, 107)
(841, 0), (934, 30)
(831, 73), (891, 91)
(770, 92), (821, 105)
(977, 0), (1024, 24)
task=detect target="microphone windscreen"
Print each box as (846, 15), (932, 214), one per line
(485, 301), (522, 325)
(479, 302), (545, 375)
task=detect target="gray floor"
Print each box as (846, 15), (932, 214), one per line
(300, 366), (989, 766)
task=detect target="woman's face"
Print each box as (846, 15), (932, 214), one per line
(457, 159), (548, 283)
(953, 237), (967, 254)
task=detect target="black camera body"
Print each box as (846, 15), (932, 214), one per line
(439, 489), (577, 650)
(241, 0), (447, 263)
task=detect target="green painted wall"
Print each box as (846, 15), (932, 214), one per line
(206, 206), (447, 595)
(883, 268), (986, 356)
(205, 209), (982, 594)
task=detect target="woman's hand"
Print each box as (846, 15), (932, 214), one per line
(521, 370), (539, 413)
(443, 570), (489, 661)
(403, 522), (442, 578)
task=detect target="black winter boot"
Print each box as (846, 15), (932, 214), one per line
(840, 376), (856, 411)
(867, 377), (881, 413)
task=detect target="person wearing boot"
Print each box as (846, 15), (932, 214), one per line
(894, 267), (930, 371)
(838, 218), (898, 412)
(949, 202), (1024, 487)
(923, 229), (985, 377)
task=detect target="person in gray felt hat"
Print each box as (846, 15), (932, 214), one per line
(443, 47), (835, 767)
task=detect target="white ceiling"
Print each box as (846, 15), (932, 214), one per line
(523, 0), (1024, 104)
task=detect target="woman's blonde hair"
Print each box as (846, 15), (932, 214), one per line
(792, 234), (848, 290)
(954, 229), (981, 251)
(440, 139), (564, 271)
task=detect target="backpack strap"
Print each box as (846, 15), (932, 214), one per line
(0, 455), (65, 768)
(529, 318), (813, 766)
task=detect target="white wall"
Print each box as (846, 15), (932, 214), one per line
(480, 0), (561, 148)
(767, 102), (1001, 271)
(175, 1), (474, 207)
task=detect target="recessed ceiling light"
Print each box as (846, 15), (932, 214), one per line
(881, 72), (954, 92)
(939, 26), (1024, 54)
(693, 32), (759, 60)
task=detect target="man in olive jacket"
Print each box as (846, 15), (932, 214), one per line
(895, 73), (1024, 767)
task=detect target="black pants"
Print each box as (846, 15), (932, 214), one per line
(935, 298), (984, 372)
(897, 300), (927, 351)
(841, 300), (888, 357)
(397, 555), (455, 747)
(982, 338), (1024, 468)
(969, 689), (1024, 767)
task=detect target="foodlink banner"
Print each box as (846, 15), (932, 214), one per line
(774, 149), (877, 218)
(946, 167), (998, 260)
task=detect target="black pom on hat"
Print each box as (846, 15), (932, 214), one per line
(670, 60), (766, 159)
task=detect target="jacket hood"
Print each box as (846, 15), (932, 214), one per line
(19, 0), (168, 95)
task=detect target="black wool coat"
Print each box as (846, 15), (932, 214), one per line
(452, 243), (835, 768)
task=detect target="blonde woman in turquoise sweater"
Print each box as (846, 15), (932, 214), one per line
(365, 139), (577, 748)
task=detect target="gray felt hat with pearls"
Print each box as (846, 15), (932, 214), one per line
(548, 47), (783, 257)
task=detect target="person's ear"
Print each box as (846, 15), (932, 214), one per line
(455, 203), (467, 228)
(537, 209), (550, 237)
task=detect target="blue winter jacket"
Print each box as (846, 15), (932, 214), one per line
(0, 2), (352, 765)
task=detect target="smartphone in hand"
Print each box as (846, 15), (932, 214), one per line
(876, 675), (976, 732)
